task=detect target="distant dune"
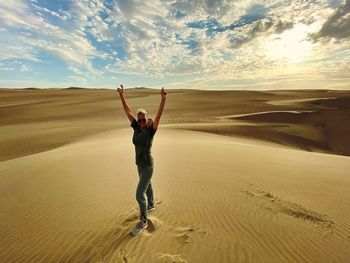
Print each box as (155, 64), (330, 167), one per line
(64, 87), (86, 90)
(23, 87), (40, 90)
(1, 88), (349, 161)
(0, 88), (350, 262)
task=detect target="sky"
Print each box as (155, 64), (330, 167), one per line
(0, 0), (349, 90)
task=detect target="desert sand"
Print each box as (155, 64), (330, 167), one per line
(0, 87), (350, 262)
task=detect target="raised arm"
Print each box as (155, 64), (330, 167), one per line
(153, 87), (167, 129)
(117, 84), (136, 123)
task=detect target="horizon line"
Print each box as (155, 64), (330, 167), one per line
(0, 87), (349, 92)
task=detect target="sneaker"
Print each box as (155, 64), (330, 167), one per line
(147, 204), (156, 213)
(131, 219), (148, 236)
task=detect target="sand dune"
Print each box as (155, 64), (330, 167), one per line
(1, 88), (350, 262)
(0, 128), (350, 262)
(1, 88), (349, 161)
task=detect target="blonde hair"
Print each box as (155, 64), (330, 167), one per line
(146, 118), (153, 128)
(137, 109), (153, 128)
(136, 108), (148, 115)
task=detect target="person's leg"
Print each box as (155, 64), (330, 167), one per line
(136, 165), (153, 220)
(146, 180), (154, 207)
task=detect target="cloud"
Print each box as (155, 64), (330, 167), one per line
(312, 0), (350, 40)
(0, 0), (349, 90)
(20, 64), (31, 72)
(31, 2), (70, 20)
(228, 19), (294, 48)
(0, 1), (107, 77)
(171, 0), (233, 20)
(0, 60), (32, 72)
(186, 3), (268, 37)
(243, 3), (267, 22)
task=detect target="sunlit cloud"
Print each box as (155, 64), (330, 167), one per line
(265, 24), (315, 63)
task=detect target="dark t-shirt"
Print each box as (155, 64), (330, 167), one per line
(130, 118), (157, 167)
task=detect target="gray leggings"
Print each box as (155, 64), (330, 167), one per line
(136, 164), (154, 219)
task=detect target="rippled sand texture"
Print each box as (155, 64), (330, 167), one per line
(0, 88), (350, 262)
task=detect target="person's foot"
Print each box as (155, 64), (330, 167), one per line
(131, 219), (148, 236)
(147, 204), (156, 213)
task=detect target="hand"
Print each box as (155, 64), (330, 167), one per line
(160, 86), (167, 99)
(117, 84), (124, 96)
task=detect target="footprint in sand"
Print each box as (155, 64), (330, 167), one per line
(172, 224), (207, 244)
(153, 253), (188, 263)
(142, 217), (163, 236)
(114, 248), (136, 263)
(243, 184), (334, 228)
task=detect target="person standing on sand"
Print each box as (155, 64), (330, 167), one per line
(117, 84), (167, 236)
